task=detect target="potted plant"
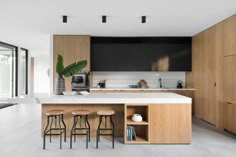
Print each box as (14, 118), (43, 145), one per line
(55, 54), (87, 95)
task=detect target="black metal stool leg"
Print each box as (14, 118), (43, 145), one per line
(84, 116), (88, 149)
(59, 115), (62, 149)
(70, 115), (76, 149)
(43, 116), (50, 149)
(85, 115), (90, 142)
(49, 116), (53, 143)
(110, 115), (115, 149)
(61, 114), (66, 142)
(96, 116), (102, 149)
(74, 116), (78, 142)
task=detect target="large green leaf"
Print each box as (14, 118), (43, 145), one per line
(63, 60), (87, 77)
(56, 54), (64, 76)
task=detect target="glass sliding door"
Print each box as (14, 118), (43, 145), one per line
(19, 48), (28, 95)
(0, 42), (17, 98)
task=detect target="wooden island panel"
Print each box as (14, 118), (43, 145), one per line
(150, 104), (192, 144)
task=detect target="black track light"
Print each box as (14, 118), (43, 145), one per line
(62, 15), (67, 23)
(141, 16), (146, 23)
(102, 15), (107, 23)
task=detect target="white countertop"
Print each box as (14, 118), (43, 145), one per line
(37, 92), (192, 104)
(90, 88), (195, 91)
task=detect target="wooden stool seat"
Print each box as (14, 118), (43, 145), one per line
(97, 110), (115, 116)
(72, 110), (90, 115)
(46, 109), (64, 116)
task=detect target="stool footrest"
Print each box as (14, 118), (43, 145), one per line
(98, 134), (113, 136)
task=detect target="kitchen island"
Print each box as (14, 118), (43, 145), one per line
(38, 92), (192, 144)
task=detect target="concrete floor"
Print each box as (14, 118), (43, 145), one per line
(0, 103), (236, 157)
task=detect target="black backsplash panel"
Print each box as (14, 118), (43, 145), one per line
(91, 37), (192, 71)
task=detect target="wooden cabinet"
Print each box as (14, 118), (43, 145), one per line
(124, 103), (191, 144)
(150, 104), (191, 144)
(223, 15), (236, 56)
(190, 24), (223, 125)
(223, 102), (236, 133)
(223, 56), (234, 103)
(223, 55), (236, 104)
(53, 35), (90, 91)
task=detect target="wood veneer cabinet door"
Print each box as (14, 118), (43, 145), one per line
(223, 102), (236, 133)
(223, 56), (233, 103)
(150, 104), (191, 144)
(53, 35), (90, 91)
(223, 15), (236, 56)
(205, 27), (217, 124)
(192, 33), (206, 119)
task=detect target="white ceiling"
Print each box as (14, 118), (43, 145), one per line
(0, 0), (236, 57)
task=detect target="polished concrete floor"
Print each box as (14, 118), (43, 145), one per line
(0, 103), (236, 157)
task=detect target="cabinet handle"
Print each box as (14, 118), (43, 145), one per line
(227, 102), (232, 104)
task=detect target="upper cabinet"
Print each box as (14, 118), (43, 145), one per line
(91, 37), (192, 71)
(53, 35), (91, 91)
(223, 15), (236, 56)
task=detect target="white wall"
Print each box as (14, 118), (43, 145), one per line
(34, 56), (50, 94)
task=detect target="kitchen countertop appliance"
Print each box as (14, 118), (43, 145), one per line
(71, 73), (89, 92)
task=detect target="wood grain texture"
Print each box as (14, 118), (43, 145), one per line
(215, 23), (224, 128)
(150, 104), (191, 144)
(223, 102), (236, 133)
(42, 104), (124, 138)
(223, 15), (236, 56)
(223, 56), (233, 103)
(223, 55), (236, 104)
(188, 23), (224, 127)
(53, 35), (90, 92)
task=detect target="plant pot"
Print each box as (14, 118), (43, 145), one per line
(55, 76), (65, 95)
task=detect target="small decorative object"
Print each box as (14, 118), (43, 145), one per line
(132, 114), (143, 122)
(138, 79), (148, 88)
(98, 80), (106, 88)
(177, 80), (184, 89)
(55, 54), (87, 95)
(62, 91), (77, 96)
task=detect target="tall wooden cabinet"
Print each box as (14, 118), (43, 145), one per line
(223, 15), (236, 56)
(189, 14), (236, 130)
(223, 15), (236, 134)
(190, 24), (223, 125)
(53, 35), (91, 92)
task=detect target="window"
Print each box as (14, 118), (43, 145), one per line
(19, 48), (28, 95)
(0, 42), (17, 98)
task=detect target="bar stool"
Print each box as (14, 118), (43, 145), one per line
(96, 110), (115, 149)
(70, 110), (90, 149)
(43, 109), (66, 149)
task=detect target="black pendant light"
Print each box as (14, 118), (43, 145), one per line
(141, 16), (146, 23)
(102, 15), (107, 23)
(62, 15), (67, 23)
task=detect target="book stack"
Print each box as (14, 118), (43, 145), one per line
(127, 126), (136, 141)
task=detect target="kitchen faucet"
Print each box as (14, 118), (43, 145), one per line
(159, 78), (162, 88)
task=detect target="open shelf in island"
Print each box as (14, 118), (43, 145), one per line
(124, 104), (150, 144)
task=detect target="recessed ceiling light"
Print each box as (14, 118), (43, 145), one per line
(62, 15), (67, 23)
(141, 16), (146, 23)
(102, 15), (107, 23)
